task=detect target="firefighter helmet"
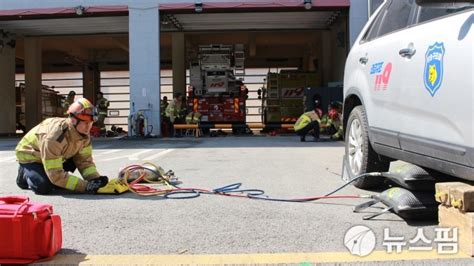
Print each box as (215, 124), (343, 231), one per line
(67, 98), (98, 122)
(328, 108), (339, 120)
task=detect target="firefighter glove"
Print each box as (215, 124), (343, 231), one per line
(85, 176), (109, 193)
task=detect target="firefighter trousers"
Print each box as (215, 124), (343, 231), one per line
(295, 121), (320, 139)
(18, 158), (77, 195)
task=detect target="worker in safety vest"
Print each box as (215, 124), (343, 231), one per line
(294, 107), (323, 142)
(96, 91), (110, 135)
(160, 96), (169, 118)
(15, 98), (108, 195)
(160, 96), (169, 137)
(63, 90), (76, 115)
(164, 92), (183, 137)
(326, 101), (343, 140)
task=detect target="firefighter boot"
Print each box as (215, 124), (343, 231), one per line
(16, 166), (29, 189)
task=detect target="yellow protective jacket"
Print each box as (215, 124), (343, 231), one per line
(165, 100), (182, 123)
(97, 98), (109, 116)
(185, 112), (201, 124)
(15, 118), (101, 192)
(294, 111), (321, 132)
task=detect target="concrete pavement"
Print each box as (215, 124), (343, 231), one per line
(0, 136), (472, 265)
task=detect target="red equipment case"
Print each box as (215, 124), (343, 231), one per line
(0, 195), (62, 264)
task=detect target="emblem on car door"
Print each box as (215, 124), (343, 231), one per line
(424, 42), (445, 97)
(370, 62), (392, 91)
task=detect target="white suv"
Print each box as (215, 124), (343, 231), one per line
(343, 0), (473, 188)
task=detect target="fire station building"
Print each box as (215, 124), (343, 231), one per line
(0, 0), (380, 136)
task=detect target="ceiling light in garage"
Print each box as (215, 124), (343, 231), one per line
(303, 0), (312, 10)
(75, 5), (85, 16)
(195, 0), (203, 13)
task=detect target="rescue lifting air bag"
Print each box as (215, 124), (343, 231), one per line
(378, 187), (438, 220)
(0, 195), (62, 264)
(383, 164), (436, 191)
(354, 187), (438, 221)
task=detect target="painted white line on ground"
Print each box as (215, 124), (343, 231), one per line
(142, 149), (174, 161)
(96, 149), (121, 155)
(100, 149), (155, 162)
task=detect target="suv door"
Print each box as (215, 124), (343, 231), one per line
(358, 0), (416, 148)
(396, 5), (474, 168)
(343, 0), (417, 188)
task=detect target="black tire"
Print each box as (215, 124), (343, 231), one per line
(345, 106), (389, 189)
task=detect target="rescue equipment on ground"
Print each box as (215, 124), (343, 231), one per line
(353, 187), (438, 221)
(119, 162), (176, 183)
(103, 162), (179, 196)
(382, 164), (436, 191)
(0, 195), (62, 264)
(97, 178), (129, 194)
(103, 162), (379, 201)
(342, 159), (440, 221)
(98, 160), (441, 222)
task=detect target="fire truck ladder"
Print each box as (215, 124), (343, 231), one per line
(234, 44), (245, 80)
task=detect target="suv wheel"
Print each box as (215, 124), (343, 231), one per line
(345, 106), (389, 188)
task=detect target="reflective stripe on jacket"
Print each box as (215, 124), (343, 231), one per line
(294, 111), (321, 131)
(185, 112), (201, 124)
(15, 118), (100, 192)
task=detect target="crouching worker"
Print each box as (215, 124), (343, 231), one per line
(15, 98), (108, 194)
(294, 108), (322, 142)
(326, 101), (343, 140)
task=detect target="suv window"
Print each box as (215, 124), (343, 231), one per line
(377, 0), (414, 37)
(362, 1), (388, 42)
(369, 0), (385, 16)
(362, 0), (415, 42)
(416, 4), (474, 24)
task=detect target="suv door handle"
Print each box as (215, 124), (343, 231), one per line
(359, 56), (368, 65)
(399, 47), (416, 58)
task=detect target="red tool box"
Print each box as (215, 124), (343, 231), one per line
(0, 195), (62, 264)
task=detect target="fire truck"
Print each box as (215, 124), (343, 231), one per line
(187, 44), (248, 127)
(260, 70), (320, 126)
(16, 83), (65, 132)
(259, 70), (344, 131)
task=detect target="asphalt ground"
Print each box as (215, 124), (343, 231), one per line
(0, 135), (472, 265)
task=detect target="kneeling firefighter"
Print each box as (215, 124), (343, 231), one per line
(294, 107), (322, 142)
(15, 98), (109, 194)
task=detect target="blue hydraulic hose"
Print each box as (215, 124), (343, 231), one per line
(136, 164), (382, 202)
